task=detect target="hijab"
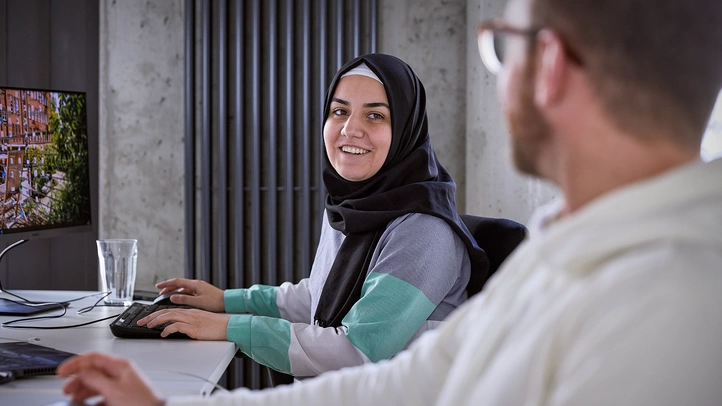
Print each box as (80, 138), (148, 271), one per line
(314, 53), (490, 328)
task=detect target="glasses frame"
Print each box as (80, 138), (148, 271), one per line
(477, 18), (583, 75)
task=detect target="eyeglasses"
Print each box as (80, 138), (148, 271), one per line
(477, 19), (583, 75)
(477, 19), (538, 75)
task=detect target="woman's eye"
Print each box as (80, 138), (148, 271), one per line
(332, 108), (347, 117)
(368, 112), (384, 120)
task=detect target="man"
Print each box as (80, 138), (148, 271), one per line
(58, 0), (722, 404)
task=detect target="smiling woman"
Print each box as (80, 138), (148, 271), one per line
(130, 53), (490, 382)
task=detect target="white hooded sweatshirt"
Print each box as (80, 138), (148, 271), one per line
(169, 158), (722, 406)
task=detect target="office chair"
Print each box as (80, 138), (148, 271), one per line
(460, 214), (528, 297)
(266, 214), (528, 387)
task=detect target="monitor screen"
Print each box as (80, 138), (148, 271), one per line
(0, 86), (92, 241)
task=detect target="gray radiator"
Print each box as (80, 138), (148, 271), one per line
(185, 0), (378, 390)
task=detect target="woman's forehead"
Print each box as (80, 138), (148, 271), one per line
(333, 75), (388, 102)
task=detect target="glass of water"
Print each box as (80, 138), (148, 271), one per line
(96, 239), (138, 306)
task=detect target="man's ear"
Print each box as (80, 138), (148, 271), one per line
(534, 29), (568, 107)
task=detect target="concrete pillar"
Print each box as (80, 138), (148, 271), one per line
(380, 0), (557, 223)
(98, 0), (185, 290)
(379, 0), (470, 212)
(465, 0), (557, 223)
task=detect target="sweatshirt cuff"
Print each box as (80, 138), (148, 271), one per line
(227, 314), (253, 351)
(224, 289), (248, 313)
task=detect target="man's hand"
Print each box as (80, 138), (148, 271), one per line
(57, 352), (164, 406)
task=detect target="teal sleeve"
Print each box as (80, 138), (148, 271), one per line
(343, 272), (436, 362)
(224, 285), (281, 317)
(227, 315), (292, 374)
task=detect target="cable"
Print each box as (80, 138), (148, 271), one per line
(77, 291), (117, 314)
(2, 313), (121, 329)
(1, 292), (123, 329)
(146, 370), (229, 395)
(0, 239), (69, 312)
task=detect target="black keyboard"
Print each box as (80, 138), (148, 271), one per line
(109, 302), (193, 339)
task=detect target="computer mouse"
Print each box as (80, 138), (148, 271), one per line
(152, 289), (193, 305)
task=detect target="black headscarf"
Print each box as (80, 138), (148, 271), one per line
(314, 53), (489, 328)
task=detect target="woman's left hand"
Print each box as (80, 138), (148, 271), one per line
(137, 308), (231, 340)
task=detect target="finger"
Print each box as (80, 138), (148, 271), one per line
(62, 370), (113, 401)
(155, 278), (181, 289)
(137, 308), (176, 326)
(156, 278), (193, 292)
(69, 382), (100, 403)
(168, 292), (196, 306)
(138, 309), (179, 327)
(57, 353), (124, 378)
(71, 369), (125, 402)
(63, 375), (99, 400)
(160, 321), (189, 338)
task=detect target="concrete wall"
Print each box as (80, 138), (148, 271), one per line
(108, 0), (722, 285)
(98, 0), (558, 287)
(379, 0), (471, 212)
(99, 0), (185, 290)
(464, 0), (558, 221)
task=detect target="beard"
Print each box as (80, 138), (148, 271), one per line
(505, 58), (552, 178)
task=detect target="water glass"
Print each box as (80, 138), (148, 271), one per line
(96, 239), (138, 306)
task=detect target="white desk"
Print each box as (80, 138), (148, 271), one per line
(0, 290), (238, 406)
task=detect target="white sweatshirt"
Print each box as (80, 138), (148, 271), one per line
(169, 158), (722, 406)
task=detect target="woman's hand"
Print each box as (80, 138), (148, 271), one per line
(57, 352), (164, 406)
(137, 308), (231, 340)
(155, 278), (225, 312)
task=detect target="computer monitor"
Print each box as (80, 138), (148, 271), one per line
(0, 86), (92, 315)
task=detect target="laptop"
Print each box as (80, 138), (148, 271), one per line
(0, 342), (76, 383)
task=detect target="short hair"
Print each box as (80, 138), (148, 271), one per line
(531, 0), (722, 147)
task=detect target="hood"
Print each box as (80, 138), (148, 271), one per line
(529, 158), (722, 274)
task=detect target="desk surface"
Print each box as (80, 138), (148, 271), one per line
(0, 290), (237, 406)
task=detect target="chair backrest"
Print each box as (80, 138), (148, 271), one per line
(460, 214), (527, 297)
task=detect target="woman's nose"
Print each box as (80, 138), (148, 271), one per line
(341, 114), (363, 138)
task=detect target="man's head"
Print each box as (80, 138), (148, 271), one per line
(527, 0), (722, 148)
(494, 0), (722, 145)
(479, 0), (722, 209)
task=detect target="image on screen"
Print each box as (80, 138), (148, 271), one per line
(0, 87), (91, 237)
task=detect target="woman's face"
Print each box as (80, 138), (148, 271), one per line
(324, 75), (392, 182)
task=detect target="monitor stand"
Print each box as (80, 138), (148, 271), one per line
(0, 239), (70, 315)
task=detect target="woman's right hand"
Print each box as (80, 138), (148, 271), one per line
(155, 278), (225, 312)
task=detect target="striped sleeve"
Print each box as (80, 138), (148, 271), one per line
(227, 214), (469, 377)
(285, 214), (469, 376)
(224, 279), (313, 323)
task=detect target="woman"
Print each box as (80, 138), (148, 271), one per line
(137, 53), (488, 378)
